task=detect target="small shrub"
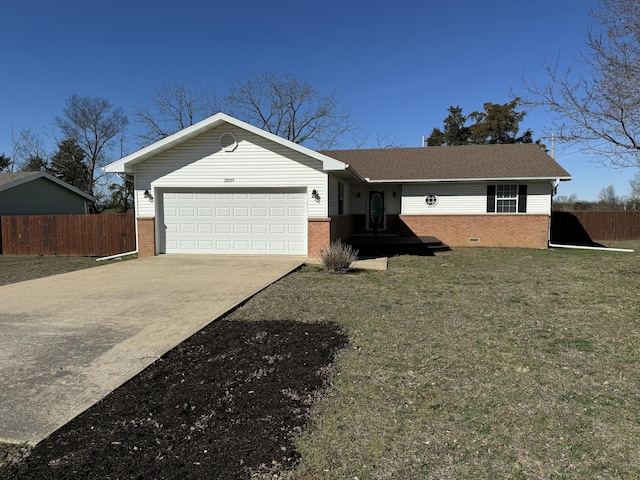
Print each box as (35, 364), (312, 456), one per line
(318, 240), (359, 273)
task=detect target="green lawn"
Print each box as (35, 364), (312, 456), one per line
(228, 242), (640, 479)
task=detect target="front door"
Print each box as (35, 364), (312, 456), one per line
(368, 191), (385, 231)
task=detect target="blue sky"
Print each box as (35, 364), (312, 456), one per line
(1, 0), (635, 200)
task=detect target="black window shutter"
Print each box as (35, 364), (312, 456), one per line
(518, 184), (527, 213)
(486, 185), (496, 212)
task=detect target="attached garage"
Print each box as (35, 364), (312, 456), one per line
(104, 113), (360, 257)
(160, 188), (307, 255)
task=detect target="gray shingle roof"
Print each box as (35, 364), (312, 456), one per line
(0, 171), (40, 187)
(0, 171), (95, 200)
(320, 144), (572, 182)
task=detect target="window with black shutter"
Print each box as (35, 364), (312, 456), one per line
(487, 184), (527, 213)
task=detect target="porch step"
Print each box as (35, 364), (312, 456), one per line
(349, 235), (449, 256)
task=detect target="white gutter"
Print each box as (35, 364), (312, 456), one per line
(96, 250), (138, 262)
(549, 243), (634, 253)
(365, 176), (573, 183)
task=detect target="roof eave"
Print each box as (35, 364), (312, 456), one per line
(366, 175), (573, 183)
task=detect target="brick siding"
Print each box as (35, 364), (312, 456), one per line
(330, 215), (353, 244)
(137, 217), (156, 256)
(400, 214), (550, 248)
(308, 218), (331, 257)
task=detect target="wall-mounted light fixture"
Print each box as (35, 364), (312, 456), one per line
(356, 192), (361, 198)
(143, 189), (154, 201)
(393, 191), (397, 198)
(312, 189), (321, 202)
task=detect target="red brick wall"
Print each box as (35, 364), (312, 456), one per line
(308, 218), (331, 257)
(330, 215), (353, 243)
(400, 214), (550, 248)
(137, 217), (156, 256)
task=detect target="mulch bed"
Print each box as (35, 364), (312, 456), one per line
(0, 319), (347, 480)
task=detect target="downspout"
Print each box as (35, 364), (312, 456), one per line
(548, 179), (560, 247)
(548, 243), (634, 253)
(96, 169), (139, 261)
(96, 210), (139, 261)
(96, 249), (138, 261)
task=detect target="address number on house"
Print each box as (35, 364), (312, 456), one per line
(223, 178), (235, 183)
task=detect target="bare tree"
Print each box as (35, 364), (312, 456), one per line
(10, 127), (47, 171)
(56, 95), (128, 197)
(523, 0), (640, 167)
(598, 184), (622, 209)
(134, 83), (220, 145)
(226, 72), (351, 149)
(630, 171), (640, 197)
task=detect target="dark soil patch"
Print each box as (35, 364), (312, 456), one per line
(0, 319), (347, 480)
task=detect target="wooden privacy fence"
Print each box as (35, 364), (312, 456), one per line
(551, 211), (640, 243)
(1, 214), (135, 256)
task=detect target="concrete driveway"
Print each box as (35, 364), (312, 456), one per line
(0, 255), (304, 445)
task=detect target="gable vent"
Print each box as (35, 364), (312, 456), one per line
(220, 132), (238, 152)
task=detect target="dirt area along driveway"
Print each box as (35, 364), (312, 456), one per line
(0, 255), (304, 445)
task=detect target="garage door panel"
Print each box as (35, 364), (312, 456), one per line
(234, 207), (249, 216)
(163, 190), (307, 254)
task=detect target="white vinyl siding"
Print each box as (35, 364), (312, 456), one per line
(348, 185), (401, 216)
(402, 182), (552, 215)
(386, 186), (401, 214)
(134, 124), (328, 219)
(328, 176), (352, 216)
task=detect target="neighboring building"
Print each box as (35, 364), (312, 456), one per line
(0, 172), (94, 216)
(104, 113), (571, 257)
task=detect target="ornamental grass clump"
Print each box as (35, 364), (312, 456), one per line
(318, 240), (359, 273)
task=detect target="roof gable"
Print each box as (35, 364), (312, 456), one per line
(320, 144), (572, 182)
(105, 112), (353, 176)
(0, 172), (95, 201)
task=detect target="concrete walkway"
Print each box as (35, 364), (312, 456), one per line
(0, 255), (304, 445)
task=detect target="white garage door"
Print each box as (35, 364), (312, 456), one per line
(162, 189), (307, 255)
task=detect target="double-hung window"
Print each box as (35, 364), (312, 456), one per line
(487, 184), (527, 213)
(496, 184), (518, 212)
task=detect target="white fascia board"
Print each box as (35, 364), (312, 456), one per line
(104, 112), (351, 175)
(366, 175), (573, 183)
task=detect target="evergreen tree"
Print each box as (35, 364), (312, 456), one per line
(426, 100), (535, 146)
(0, 153), (11, 172)
(48, 139), (91, 193)
(426, 106), (470, 146)
(468, 99), (532, 144)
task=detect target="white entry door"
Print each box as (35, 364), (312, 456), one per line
(162, 189), (307, 254)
